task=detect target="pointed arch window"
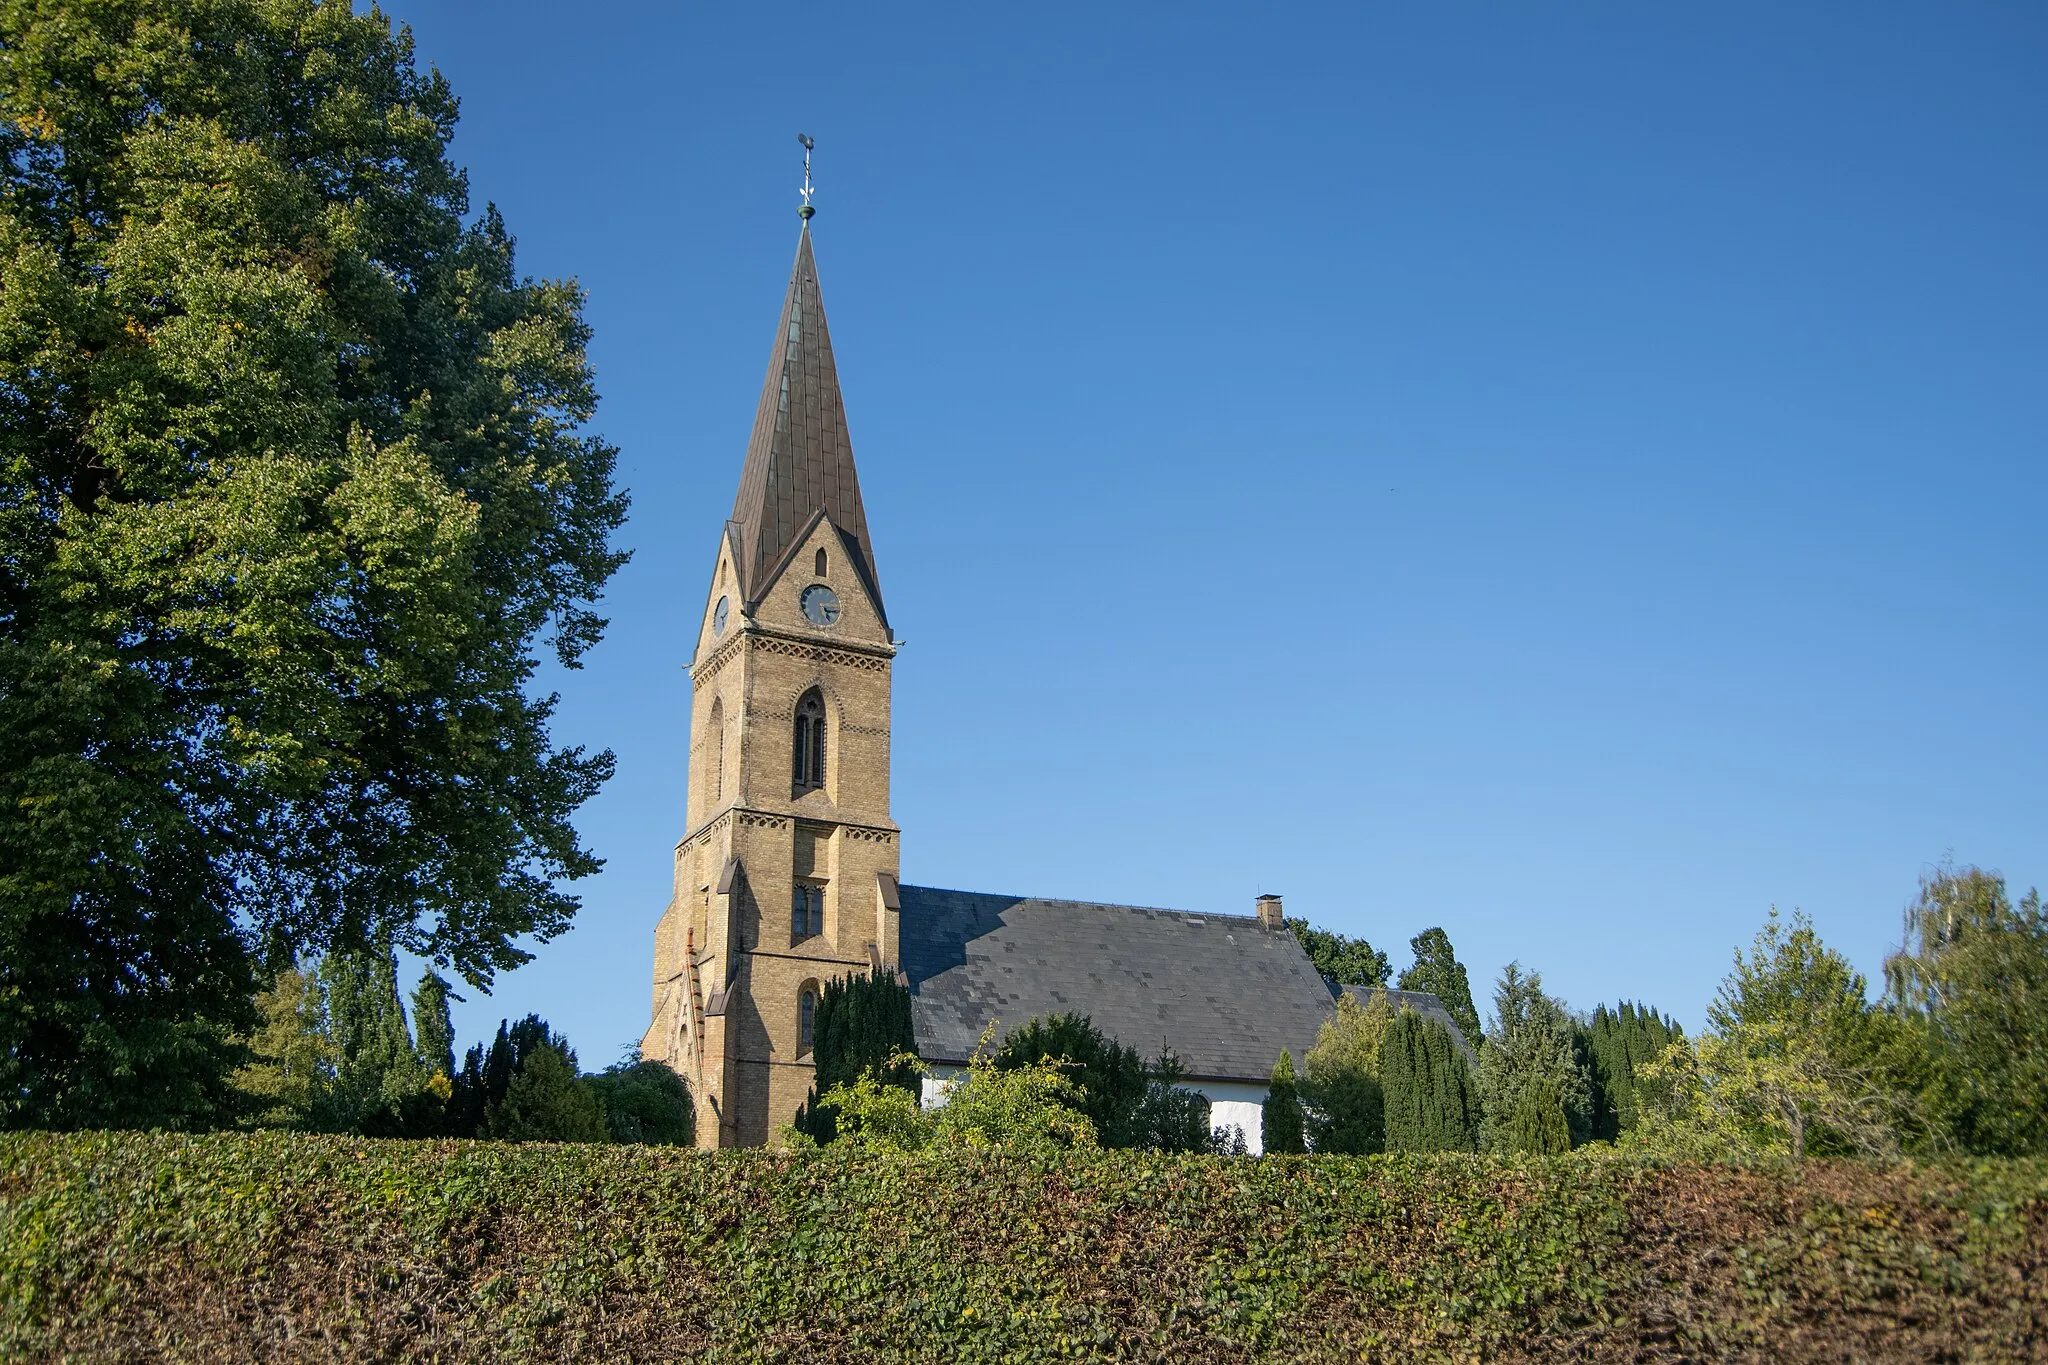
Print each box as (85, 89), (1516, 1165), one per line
(798, 983), (820, 1056)
(793, 688), (826, 794)
(815, 547), (828, 578)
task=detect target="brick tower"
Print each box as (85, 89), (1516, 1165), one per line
(641, 212), (901, 1148)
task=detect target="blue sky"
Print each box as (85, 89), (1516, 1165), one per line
(389, 2), (2046, 1060)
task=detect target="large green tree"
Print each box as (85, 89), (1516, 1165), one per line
(587, 1058), (693, 1146)
(1289, 921), (1391, 987)
(232, 962), (332, 1128)
(1301, 989), (1390, 1154)
(317, 940), (431, 1133)
(1886, 865), (2048, 1156)
(1396, 928), (1482, 1047)
(0, 1), (626, 1129)
(1633, 909), (1915, 1162)
(1476, 963), (1590, 1153)
(1382, 1008), (1480, 1153)
(1581, 1001), (1683, 1140)
(791, 969), (918, 1144)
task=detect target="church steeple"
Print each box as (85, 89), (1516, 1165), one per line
(647, 177), (903, 1147)
(726, 224), (885, 626)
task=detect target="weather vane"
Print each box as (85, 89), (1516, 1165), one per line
(797, 133), (816, 220)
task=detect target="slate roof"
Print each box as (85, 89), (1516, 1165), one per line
(1336, 985), (1479, 1063)
(728, 223), (884, 623)
(898, 886), (1338, 1083)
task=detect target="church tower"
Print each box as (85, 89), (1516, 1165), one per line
(642, 210), (901, 1148)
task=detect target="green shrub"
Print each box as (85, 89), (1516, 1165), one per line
(587, 1061), (693, 1145)
(4, 1133), (2042, 1362)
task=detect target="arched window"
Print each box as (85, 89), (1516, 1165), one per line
(798, 984), (820, 1056)
(791, 882), (823, 943)
(792, 688), (826, 794)
(815, 547), (828, 578)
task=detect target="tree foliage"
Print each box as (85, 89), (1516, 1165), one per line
(1396, 928), (1483, 1047)
(1130, 1049), (1218, 1154)
(1302, 990), (1390, 1153)
(1262, 1050), (1307, 1154)
(231, 965), (331, 1129)
(1289, 922), (1391, 987)
(1477, 964), (1590, 1153)
(993, 1012), (1149, 1148)
(0, 0), (626, 1131)
(586, 1060), (693, 1146)
(1632, 910), (1914, 1162)
(483, 1042), (606, 1143)
(317, 942), (428, 1133)
(813, 1026), (1099, 1155)
(1885, 865), (2048, 1156)
(409, 971), (457, 1083)
(1581, 1001), (1683, 1140)
(791, 969), (917, 1144)
(1382, 1009), (1481, 1153)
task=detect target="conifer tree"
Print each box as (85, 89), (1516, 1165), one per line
(1263, 1051), (1307, 1154)
(233, 965), (334, 1128)
(1477, 963), (1592, 1153)
(411, 971), (458, 1081)
(792, 969), (918, 1144)
(1383, 1009), (1482, 1153)
(1397, 928), (1483, 1047)
(1583, 1001), (1683, 1140)
(483, 1041), (607, 1143)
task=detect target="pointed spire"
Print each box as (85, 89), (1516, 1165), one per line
(726, 223), (884, 621)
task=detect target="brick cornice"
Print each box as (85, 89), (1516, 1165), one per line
(691, 625), (895, 685)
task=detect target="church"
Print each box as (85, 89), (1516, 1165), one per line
(641, 204), (1465, 1151)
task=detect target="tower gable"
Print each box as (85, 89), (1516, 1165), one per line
(747, 507), (889, 649)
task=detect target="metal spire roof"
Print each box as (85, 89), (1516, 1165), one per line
(726, 223), (884, 622)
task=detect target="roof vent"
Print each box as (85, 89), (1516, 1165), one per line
(1255, 894), (1284, 931)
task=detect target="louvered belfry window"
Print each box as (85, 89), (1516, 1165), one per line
(793, 688), (826, 793)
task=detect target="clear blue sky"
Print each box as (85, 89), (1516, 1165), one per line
(389, 1), (2046, 1061)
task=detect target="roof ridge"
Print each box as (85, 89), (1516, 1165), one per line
(897, 883), (1267, 924)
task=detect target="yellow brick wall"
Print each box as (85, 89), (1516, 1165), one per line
(645, 516), (900, 1146)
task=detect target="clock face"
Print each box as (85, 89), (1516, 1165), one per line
(799, 584), (842, 627)
(712, 596), (729, 636)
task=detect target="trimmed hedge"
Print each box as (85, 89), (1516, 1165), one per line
(2, 1133), (2044, 1361)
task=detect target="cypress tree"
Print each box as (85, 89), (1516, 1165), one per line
(1383, 1012), (1424, 1152)
(1426, 1017), (1482, 1152)
(793, 969), (917, 1144)
(1384, 1011), (1481, 1153)
(1506, 1077), (1572, 1155)
(1583, 1000), (1683, 1140)
(1263, 1051), (1307, 1154)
